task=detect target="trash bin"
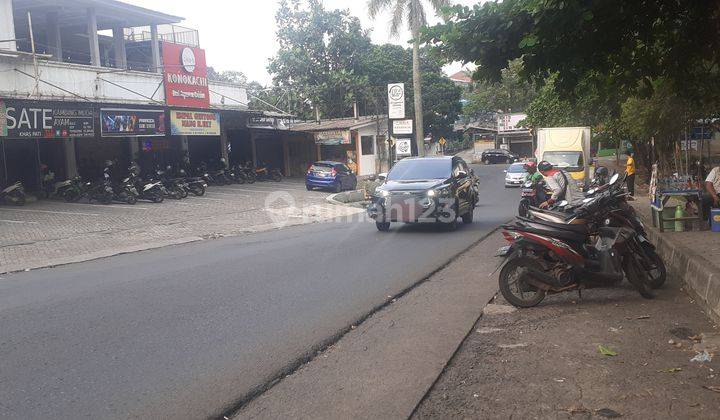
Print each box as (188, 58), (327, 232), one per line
(711, 208), (720, 232)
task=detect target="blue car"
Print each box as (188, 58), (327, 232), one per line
(306, 161), (358, 192)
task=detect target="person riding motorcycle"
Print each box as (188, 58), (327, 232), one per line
(524, 161), (544, 183)
(537, 160), (584, 209)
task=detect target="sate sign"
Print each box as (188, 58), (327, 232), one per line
(162, 42), (210, 108)
(0, 99), (95, 139)
(170, 110), (220, 136)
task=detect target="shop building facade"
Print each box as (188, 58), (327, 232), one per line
(0, 0), (254, 190)
(291, 116), (388, 177)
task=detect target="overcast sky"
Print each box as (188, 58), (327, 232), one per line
(124, 0), (478, 85)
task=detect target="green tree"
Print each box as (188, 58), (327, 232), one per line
(463, 58), (536, 118)
(368, 0), (451, 156)
(424, 0), (720, 162)
(269, 0), (372, 119)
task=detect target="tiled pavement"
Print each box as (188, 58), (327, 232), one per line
(0, 180), (365, 273)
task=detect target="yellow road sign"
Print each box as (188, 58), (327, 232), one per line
(439, 137), (446, 146)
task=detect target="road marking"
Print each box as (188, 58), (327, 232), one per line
(0, 208), (100, 216)
(58, 202), (151, 210)
(188, 197), (230, 202)
(0, 219), (38, 224)
(204, 191), (251, 197)
(215, 186), (303, 194)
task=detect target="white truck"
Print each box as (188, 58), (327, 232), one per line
(535, 127), (592, 187)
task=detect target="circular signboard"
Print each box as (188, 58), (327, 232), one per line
(181, 47), (197, 73)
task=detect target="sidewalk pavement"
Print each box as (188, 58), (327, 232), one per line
(415, 189), (720, 419)
(415, 277), (720, 419)
(632, 194), (720, 323)
(0, 182), (364, 274)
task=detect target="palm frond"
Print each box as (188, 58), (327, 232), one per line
(367, 0), (395, 19)
(389, 0), (409, 37)
(407, 0), (427, 33)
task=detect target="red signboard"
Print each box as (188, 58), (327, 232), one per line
(162, 42), (210, 108)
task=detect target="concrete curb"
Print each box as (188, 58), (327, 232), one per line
(326, 190), (367, 207)
(638, 211), (720, 324)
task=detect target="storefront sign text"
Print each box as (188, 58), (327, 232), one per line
(162, 42), (210, 108)
(100, 108), (166, 137)
(0, 99), (94, 139)
(315, 129), (350, 145)
(170, 110), (220, 136)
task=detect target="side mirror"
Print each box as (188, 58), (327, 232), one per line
(457, 171), (468, 179)
(558, 200), (569, 207)
(609, 173), (620, 185)
(378, 172), (388, 181)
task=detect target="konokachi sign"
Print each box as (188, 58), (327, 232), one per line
(162, 42), (210, 108)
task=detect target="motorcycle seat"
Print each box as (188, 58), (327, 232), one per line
(517, 216), (588, 235)
(507, 221), (587, 243)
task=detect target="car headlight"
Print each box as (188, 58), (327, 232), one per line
(380, 190), (389, 197)
(427, 189), (436, 197)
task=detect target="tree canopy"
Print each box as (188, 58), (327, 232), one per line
(267, 0), (462, 139)
(423, 0), (720, 166)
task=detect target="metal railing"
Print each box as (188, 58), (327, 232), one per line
(124, 25), (199, 47)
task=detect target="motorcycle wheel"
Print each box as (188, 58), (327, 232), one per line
(247, 173), (256, 184)
(643, 246), (667, 289)
(623, 255), (654, 299)
(13, 194), (26, 206)
(126, 195), (138, 205)
(499, 256), (547, 308)
(235, 174), (246, 185)
(272, 172), (282, 182)
(518, 199), (530, 218)
(179, 188), (189, 199)
(64, 189), (81, 202)
(191, 185), (206, 196)
(152, 194), (164, 203)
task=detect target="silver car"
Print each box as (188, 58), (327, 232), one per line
(504, 162), (527, 187)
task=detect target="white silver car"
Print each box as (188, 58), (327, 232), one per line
(504, 162), (527, 187)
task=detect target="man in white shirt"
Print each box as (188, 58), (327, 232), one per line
(537, 161), (584, 208)
(702, 166), (720, 219)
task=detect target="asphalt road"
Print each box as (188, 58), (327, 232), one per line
(0, 163), (518, 419)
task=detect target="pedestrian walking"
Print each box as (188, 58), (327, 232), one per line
(625, 150), (636, 196)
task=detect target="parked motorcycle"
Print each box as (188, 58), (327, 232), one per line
(155, 166), (187, 199)
(114, 177), (139, 204)
(1, 181), (26, 205)
(254, 163), (282, 182)
(128, 169), (165, 203)
(230, 164), (247, 184)
(53, 177), (87, 202)
(176, 168), (207, 196)
(239, 162), (257, 184)
(496, 174), (657, 308)
(87, 179), (114, 204)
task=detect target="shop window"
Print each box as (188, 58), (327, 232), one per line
(361, 136), (375, 155)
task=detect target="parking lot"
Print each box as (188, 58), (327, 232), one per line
(0, 179), (364, 273)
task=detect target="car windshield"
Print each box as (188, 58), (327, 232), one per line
(387, 159), (451, 181)
(310, 163), (333, 172)
(507, 164), (525, 173)
(542, 151), (583, 171)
